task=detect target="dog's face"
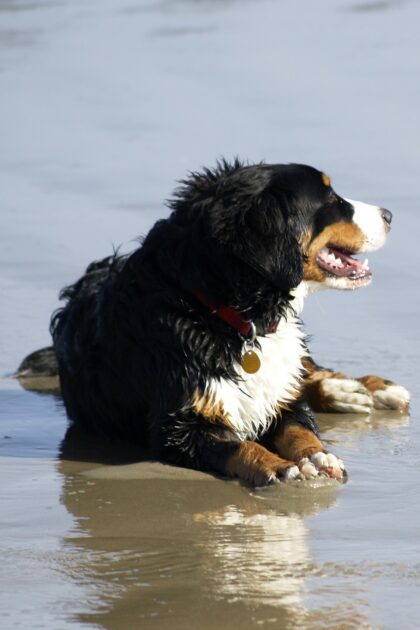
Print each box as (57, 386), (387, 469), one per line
(171, 161), (391, 301)
(294, 169), (392, 291)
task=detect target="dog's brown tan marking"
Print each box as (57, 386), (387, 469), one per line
(322, 173), (331, 187)
(302, 357), (345, 382)
(304, 381), (344, 412)
(304, 221), (365, 282)
(225, 441), (296, 485)
(358, 375), (392, 392)
(299, 228), (314, 253)
(273, 423), (325, 462)
(190, 389), (233, 427)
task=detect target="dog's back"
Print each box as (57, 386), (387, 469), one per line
(51, 252), (152, 440)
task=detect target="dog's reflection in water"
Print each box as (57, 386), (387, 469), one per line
(193, 502), (310, 611)
(57, 424), (380, 629)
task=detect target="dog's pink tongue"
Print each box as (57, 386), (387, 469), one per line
(317, 246), (369, 278)
(331, 248), (362, 269)
(329, 247), (365, 276)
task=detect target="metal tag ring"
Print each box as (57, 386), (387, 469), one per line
(247, 321), (257, 343)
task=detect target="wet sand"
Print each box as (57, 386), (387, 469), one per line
(1, 0), (420, 628)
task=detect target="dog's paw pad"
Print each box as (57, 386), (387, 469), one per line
(283, 465), (302, 481)
(298, 458), (319, 479)
(321, 378), (373, 414)
(307, 451), (346, 481)
(373, 385), (410, 412)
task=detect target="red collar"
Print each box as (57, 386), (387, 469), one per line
(194, 291), (277, 338)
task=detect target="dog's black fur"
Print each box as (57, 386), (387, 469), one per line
(50, 160), (359, 480)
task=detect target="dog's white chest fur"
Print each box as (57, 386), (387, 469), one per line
(207, 310), (307, 441)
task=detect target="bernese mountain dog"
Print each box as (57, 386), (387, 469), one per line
(17, 160), (410, 485)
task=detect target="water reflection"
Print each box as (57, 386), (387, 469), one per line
(5, 368), (411, 628)
(2, 378), (410, 628)
(55, 415), (393, 629)
(317, 409), (410, 442)
(59, 455), (339, 629)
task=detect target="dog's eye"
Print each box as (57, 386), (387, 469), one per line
(321, 191), (344, 211)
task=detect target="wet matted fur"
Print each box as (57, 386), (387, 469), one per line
(19, 160), (410, 485)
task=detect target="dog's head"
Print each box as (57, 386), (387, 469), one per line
(168, 160), (391, 309)
(295, 169), (392, 291)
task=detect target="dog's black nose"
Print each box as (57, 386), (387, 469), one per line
(381, 208), (392, 226)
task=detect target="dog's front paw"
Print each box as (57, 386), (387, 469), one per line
(298, 452), (346, 481)
(321, 378), (374, 414)
(226, 442), (306, 487)
(372, 384), (410, 412)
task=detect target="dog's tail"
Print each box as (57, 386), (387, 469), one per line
(16, 255), (127, 394)
(15, 346), (60, 393)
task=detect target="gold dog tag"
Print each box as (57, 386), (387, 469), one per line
(241, 349), (261, 374)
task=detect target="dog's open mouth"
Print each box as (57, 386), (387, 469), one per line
(316, 245), (371, 281)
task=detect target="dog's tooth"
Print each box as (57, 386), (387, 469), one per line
(362, 258), (369, 269)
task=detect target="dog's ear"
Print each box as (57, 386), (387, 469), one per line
(229, 191), (304, 291)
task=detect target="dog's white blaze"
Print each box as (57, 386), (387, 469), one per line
(345, 198), (387, 252)
(207, 310), (307, 441)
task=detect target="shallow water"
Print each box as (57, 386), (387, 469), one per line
(1, 0), (420, 628)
